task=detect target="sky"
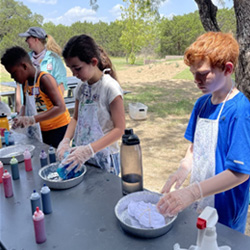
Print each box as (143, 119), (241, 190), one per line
(18, 0), (233, 26)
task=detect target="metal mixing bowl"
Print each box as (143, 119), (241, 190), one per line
(0, 144), (35, 164)
(115, 191), (177, 238)
(38, 162), (87, 189)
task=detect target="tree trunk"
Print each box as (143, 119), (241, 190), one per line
(194, 0), (220, 31)
(233, 0), (250, 99)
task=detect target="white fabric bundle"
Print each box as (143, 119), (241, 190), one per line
(128, 200), (165, 229)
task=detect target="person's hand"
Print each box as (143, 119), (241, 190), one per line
(161, 157), (192, 193)
(56, 138), (71, 161)
(63, 144), (94, 173)
(157, 182), (203, 217)
(12, 116), (35, 129)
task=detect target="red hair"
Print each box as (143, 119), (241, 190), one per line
(184, 32), (239, 71)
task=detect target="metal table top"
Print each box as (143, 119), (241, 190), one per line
(1, 134), (250, 250)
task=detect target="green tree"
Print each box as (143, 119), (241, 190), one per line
(120, 0), (159, 64)
(216, 8), (236, 34)
(43, 22), (74, 49)
(159, 11), (204, 56)
(0, 0), (43, 56)
(105, 21), (124, 57)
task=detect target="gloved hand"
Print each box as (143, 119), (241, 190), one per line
(63, 144), (95, 173)
(56, 138), (71, 161)
(12, 116), (36, 129)
(161, 157), (192, 193)
(157, 182), (203, 217)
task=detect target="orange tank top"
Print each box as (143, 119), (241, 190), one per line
(24, 71), (71, 131)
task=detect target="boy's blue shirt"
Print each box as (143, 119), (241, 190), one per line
(185, 92), (250, 233)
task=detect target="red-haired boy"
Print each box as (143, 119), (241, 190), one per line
(158, 32), (250, 233)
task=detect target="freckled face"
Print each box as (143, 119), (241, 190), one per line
(65, 57), (96, 83)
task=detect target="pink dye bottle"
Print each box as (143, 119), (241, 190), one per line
(33, 207), (46, 244)
(0, 161), (3, 183)
(2, 169), (13, 198)
(23, 148), (32, 171)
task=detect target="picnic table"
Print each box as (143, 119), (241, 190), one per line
(1, 132), (250, 249)
(0, 77), (130, 115)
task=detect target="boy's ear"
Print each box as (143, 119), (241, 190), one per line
(21, 62), (28, 70)
(91, 58), (98, 66)
(224, 62), (234, 75)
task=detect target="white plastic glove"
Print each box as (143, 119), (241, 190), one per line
(63, 144), (94, 173)
(157, 182), (203, 217)
(12, 116), (35, 129)
(161, 157), (192, 193)
(56, 138), (71, 160)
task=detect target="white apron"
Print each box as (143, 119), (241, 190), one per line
(190, 87), (233, 212)
(73, 71), (112, 172)
(25, 68), (43, 142)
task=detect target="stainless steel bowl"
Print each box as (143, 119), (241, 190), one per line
(115, 191), (177, 238)
(38, 162), (87, 189)
(0, 144), (35, 164)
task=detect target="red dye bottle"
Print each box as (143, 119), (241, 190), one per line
(33, 207), (46, 244)
(23, 148), (33, 171)
(2, 169), (13, 198)
(0, 161), (3, 183)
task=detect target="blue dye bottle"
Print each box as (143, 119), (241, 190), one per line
(48, 146), (56, 164)
(8, 132), (15, 146)
(40, 184), (52, 214)
(10, 156), (19, 180)
(30, 190), (41, 215)
(40, 150), (48, 168)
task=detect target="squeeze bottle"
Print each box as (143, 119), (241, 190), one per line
(2, 169), (13, 198)
(120, 128), (143, 195)
(0, 161), (3, 183)
(8, 132), (15, 146)
(33, 207), (46, 244)
(30, 190), (41, 215)
(4, 130), (9, 146)
(10, 156), (19, 180)
(40, 150), (48, 168)
(48, 145), (56, 164)
(23, 148), (32, 171)
(41, 184), (52, 214)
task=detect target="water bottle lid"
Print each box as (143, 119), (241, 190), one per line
(122, 128), (140, 145)
(124, 128), (133, 135)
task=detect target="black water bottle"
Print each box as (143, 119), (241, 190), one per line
(120, 128), (143, 195)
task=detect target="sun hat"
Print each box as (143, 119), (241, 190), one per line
(19, 27), (47, 39)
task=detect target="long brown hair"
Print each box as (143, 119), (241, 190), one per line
(63, 34), (118, 81)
